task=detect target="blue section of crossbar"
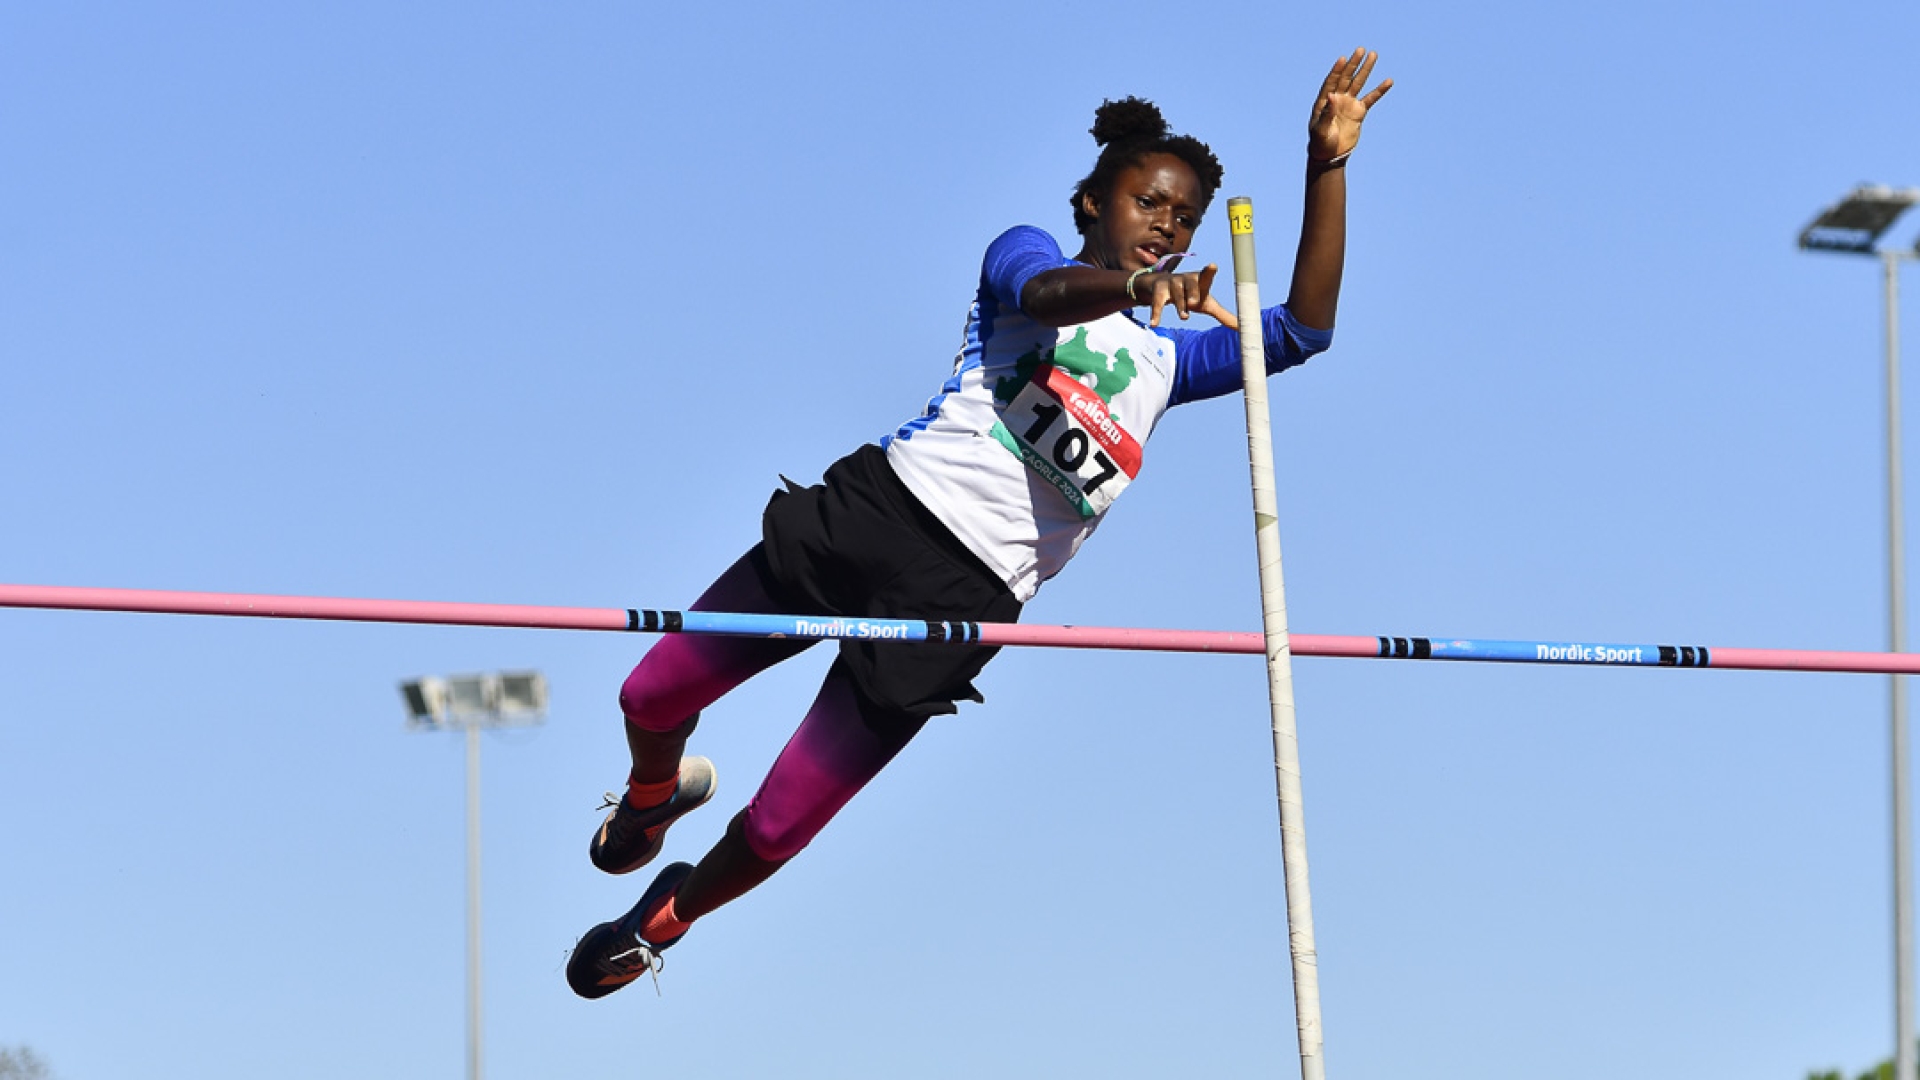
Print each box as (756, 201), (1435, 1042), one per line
(1374, 636), (1711, 668)
(642, 610), (953, 643)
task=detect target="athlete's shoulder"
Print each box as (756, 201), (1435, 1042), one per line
(985, 224), (1065, 261)
(981, 226), (1073, 315)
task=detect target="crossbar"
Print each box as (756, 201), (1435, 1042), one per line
(4, 584), (1917, 675)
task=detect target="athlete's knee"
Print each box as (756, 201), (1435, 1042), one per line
(618, 666), (698, 734)
(740, 800), (821, 863)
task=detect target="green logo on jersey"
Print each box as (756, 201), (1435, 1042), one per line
(992, 327), (1138, 415)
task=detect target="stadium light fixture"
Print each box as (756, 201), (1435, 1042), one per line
(1799, 184), (1920, 254)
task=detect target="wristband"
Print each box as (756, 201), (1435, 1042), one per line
(1125, 267), (1151, 303)
(1309, 150), (1352, 169)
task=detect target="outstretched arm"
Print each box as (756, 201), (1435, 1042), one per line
(1286, 48), (1392, 331)
(1022, 263), (1221, 329)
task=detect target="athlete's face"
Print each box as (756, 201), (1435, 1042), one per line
(1080, 153), (1204, 273)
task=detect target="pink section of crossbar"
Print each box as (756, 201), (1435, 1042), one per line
(1707, 647), (1920, 674)
(0, 584), (630, 632)
(977, 622), (1260, 653)
(976, 623), (1379, 658)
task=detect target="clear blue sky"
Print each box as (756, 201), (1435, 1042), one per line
(5, 2), (1920, 1077)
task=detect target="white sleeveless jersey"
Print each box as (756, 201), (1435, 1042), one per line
(884, 302), (1179, 602)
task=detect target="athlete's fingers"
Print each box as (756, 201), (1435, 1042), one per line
(1195, 263), (1218, 304)
(1199, 294), (1239, 331)
(1176, 271), (1204, 321)
(1350, 48), (1377, 89)
(1323, 51), (1351, 87)
(1325, 50), (1350, 90)
(1313, 54), (1347, 115)
(1148, 279), (1169, 327)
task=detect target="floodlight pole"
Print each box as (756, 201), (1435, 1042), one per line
(1885, 246), (1913, 1080)
(463, 718), (484, 1080)
(428, 709), (497, 1080)
(414, 710), (495, 1080)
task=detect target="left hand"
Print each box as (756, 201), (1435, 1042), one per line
(1307, 48), (1393, 163)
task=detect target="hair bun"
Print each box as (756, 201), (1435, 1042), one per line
(1089, 97), (1169, 148)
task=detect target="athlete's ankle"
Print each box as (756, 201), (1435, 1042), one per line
(640, 892), (692, 945)
(625, 771), (679, 810)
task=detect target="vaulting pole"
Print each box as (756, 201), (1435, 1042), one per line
(1228, 195), (1325, 1080)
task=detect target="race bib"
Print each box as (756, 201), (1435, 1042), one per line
(990, 362), (1143, 519)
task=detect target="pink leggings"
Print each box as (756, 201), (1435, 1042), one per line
(617, 552), (927, 862)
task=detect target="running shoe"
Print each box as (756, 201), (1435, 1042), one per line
(589, 756), (716, 874)
(567, 861), (695, 999)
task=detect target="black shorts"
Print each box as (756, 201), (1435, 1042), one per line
(749, 443), (1023, 719)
